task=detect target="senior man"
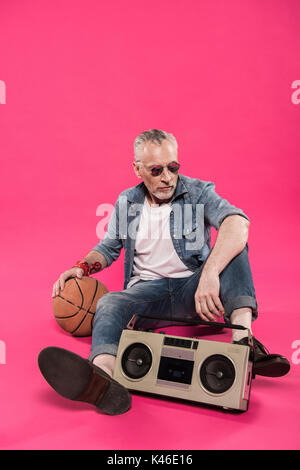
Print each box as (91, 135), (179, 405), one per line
(39, 129), (290, 415)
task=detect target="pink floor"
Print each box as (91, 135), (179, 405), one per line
(0, 238), (299, 450)
(1, 0), (300, 450)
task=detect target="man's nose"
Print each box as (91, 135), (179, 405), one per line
(160, 167), (171, 182)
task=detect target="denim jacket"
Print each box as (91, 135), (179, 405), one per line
(92, 174), (249, 290)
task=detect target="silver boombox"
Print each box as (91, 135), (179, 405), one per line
(113, 314), (254, 412)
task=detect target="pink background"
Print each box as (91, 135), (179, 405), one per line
(1, 0), (300, 450)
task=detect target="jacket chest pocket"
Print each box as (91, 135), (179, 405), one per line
(183, 221), (198, 239)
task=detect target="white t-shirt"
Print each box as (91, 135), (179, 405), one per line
(127, 197), (194, 288)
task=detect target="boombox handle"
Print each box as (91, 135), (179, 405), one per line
(127, 314), (253, 348)
(127, 313), (248, 330)
(127, 314), (254, 351)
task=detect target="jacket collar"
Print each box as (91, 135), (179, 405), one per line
(126, 174), (188, 204)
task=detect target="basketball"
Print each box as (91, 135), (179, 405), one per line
(52, 276), (109, 336)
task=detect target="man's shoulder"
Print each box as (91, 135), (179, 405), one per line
(118, 185), (138, 197)
(179, 174), (215, 195)
(115, 182), (145, 201)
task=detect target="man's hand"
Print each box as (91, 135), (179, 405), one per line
(51, 251), (107, 298)
(194, 267), (225, 322)
(52, 267), (84, 298)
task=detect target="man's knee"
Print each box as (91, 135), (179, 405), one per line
(95, 291), (126, 318)
(96, 291), (123, 307)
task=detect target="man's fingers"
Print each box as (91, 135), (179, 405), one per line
(56, 282), (61, 296)
(195, 294), (223, 322)
(52, 269), (76, 298)
(206, 296), (222, 318)
(201, 297), (218, 321)
(52, 281), (60, 298)
(198, 296), (218, 322)
(195, 298), (207, 321)
(60, 271), (73, 290)
(212, 294), (225, 315)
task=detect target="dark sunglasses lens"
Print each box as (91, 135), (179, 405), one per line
(151, 166), (163, 176)
(150, 163), (180, 176)
(168, 163), (180, 173)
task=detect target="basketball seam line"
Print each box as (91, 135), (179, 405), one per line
(71, 278), (99, 334)
(55, 284), (100, 317)
(55, 278), (107, 335)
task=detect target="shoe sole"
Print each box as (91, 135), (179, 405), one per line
(253, 356), (290, 377)
(38, 347), (131, 415)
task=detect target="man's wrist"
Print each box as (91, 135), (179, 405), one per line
(89, 261), (102, 274)
(73, 260), (90, 276)
(201, 261), (220, 277)
(72, 259), (102, 276)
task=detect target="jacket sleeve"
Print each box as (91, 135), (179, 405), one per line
(91, 196), (123, 267)
(201, 182), (250, 230)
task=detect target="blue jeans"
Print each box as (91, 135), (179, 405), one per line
(89, 244), (258, 361)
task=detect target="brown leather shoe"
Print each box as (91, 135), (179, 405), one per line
(38, 347), (131, 415)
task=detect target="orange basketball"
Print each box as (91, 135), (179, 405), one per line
(52, 276), (109, 336)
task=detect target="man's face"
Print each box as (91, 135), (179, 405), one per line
(133, 140), (179, 204)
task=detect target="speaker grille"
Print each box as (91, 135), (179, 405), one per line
(121, 342), (152, 379)
(200, 354), (235, 394)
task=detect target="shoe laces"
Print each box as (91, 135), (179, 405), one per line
(253, 336), (270, 355)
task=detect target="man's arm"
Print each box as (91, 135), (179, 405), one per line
(52, 250), (108, 298)
(194, 215), (250, 322)
(79, 191), (125, 272)
(202, 215), (249, 275)
(52, 194), (123, 298)
(81, 250), (108, 272)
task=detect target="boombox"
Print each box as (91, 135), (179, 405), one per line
(113, 316), (254, 412)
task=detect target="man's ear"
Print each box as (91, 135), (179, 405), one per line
(133, 161), (142, 179)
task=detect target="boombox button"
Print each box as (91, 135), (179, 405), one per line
(159, 331), (166, 334)
(192, 341), (198, 350)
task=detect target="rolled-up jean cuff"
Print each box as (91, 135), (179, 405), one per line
(223, 296), (258, 322)
(88, 344), (119, 362)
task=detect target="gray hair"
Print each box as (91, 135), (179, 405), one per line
(134, 129), (178, 160)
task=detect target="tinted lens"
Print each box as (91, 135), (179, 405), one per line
(151, 166), (163, 176)
(168, 163), (180, 173)
(150, 163), (180, 176)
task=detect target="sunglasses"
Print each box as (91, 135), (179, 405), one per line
(149, 162), (180, 177)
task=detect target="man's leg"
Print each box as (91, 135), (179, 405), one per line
(89, 277), (182, 377)
(39, 276), (201, 414)
(38, 279), (178, 415)
(172, 244), (290, 377)
(93, 354), (116, 378)
(171, 244), (257, 331)
(230, 307), (253, 342)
